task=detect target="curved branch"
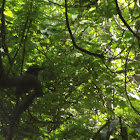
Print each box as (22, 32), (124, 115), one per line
(114, 0), (140, 39)
(124, 47), (140, 115)
(65, 0), (104, 59)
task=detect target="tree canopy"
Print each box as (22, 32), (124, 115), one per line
(0, 0), (140, 139)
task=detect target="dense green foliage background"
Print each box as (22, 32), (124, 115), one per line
(0, 0), (140, 139)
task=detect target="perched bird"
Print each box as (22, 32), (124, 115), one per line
(15, 65), (44, 105)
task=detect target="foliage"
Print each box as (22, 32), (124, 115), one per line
(0, 0), (140, 139)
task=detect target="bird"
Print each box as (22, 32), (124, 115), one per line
(15, 65), (44, 105)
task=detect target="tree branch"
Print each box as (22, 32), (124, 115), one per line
(6, 93), (37, 140)
(114, 0), (140, 39)
(0, 0), (12, 64)
(65, 0), (105, 59)
(124, 46), (140, 115)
